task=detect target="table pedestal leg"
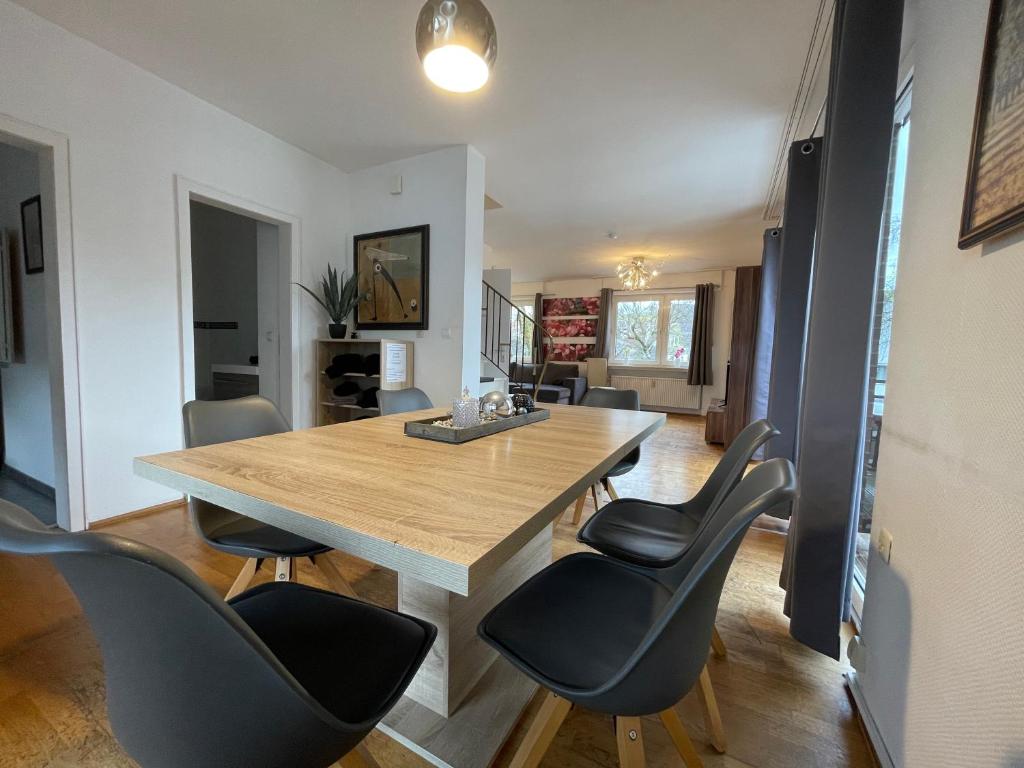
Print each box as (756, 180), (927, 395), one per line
(380, 526), (553, 767)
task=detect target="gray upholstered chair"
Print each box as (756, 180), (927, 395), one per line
(568, 387), (642, 524)
(480, 459), (796, 768)
(0, 499), (435, 768)
(377, 387), (433, 416)
(182, 396), (356, 600)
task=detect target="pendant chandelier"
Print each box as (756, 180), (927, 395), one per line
(617, 256), (658, 291)
(416, 0), (497, 93)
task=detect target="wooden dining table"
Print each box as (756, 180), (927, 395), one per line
(134, 402), (664, 768)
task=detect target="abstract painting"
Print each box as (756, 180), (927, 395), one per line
(960, 0), (1024, 248)
(354, 225), (429, 330)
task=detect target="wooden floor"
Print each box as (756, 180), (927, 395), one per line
(0, 414), (872, 768)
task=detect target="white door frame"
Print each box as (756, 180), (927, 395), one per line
(0, 114), (86, 532)
(173, 176), (301, 425)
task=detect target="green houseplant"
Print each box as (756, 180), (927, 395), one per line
(295, 265), (366, 338)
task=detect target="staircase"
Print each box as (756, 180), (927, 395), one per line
(481, 280), (553, 392)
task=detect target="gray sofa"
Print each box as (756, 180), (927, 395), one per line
(509, 362), (588, 405)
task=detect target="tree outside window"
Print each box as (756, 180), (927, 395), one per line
(612, 292), (696, 368)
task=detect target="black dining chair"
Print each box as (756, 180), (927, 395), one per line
(578, 419), (780, 571)
(377, 387), (433, 416)
(568, 387), (642, 525)
(183, 396), (357, 600)
(575, 418), (780, 752)
(0, 499), (436, 768)
(479, 458), (796, 768)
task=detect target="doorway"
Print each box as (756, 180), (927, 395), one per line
(174, 177), (301, 427)
(0, 141), (56, 525)
(189, 201), (282, 406)
(0, 116), (84, 532)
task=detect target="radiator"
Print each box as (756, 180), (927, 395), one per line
(610, 375), (702, 411)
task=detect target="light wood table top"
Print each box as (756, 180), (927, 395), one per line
(134, 404), (664, 595)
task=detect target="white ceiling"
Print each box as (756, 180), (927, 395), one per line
(15, 0), (822, 281)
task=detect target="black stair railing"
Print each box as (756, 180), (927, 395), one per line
(481, 281), (553, 393)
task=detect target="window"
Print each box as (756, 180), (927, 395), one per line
(611, 291), (696, 368)
(510, 299), (535, 364)
(853, 82), (911, 600)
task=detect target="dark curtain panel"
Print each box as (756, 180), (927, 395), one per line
(765, 138), (823, 465)
(594, 287), (614, 359)
(751, 229), (783, 442)
(781, 0), (904, 659)
(532, 292), (544, 361)
(687, 283), (714, 386)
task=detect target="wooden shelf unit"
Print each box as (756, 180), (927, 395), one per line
(315, 338), (414, 426)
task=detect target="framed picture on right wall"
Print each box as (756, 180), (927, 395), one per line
(959, 0), (1024, 249)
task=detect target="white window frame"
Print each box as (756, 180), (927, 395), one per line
(609, 289), (697, 369)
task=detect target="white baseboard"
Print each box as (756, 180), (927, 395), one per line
(845, 671), (896, 768)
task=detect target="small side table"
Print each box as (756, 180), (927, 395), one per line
(705, 404), (726, 445)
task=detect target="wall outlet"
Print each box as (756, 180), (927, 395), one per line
(876, 528), (893, 564)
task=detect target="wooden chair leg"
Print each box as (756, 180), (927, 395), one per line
(274, 556), (292, 583)
(312, 553), (359, 598)
(696, 665), (726, 753)
(590, 483), (601, 511)
(710, 626), (727, 658)
(224, 557), (260, 601)
(659, 708), (704, 768)
(570, 492), (588, 525)
(615, 716), (646, 768)
(509, 691), (572, 768)
(337, 743), (381, 768)
(605, 478), (620, 500)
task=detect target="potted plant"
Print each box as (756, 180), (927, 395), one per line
(295, 265), (366, 339)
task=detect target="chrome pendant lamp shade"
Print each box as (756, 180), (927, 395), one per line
(416, 0), (497, 93)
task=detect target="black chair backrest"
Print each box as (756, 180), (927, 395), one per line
(687, 419), (780, 516)
(377, 387), (433, 416)
(183, 395), (290, 448)
(582, 458), (796, 715)
(579, 387), (640, 411)
(0, 500), (361, 768)
(580, 388), (641, 468)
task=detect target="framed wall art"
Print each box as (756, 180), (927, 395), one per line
(20, 195), (44, 274)
(959, 0), (1024, 249)
(354, 225), (429, 330)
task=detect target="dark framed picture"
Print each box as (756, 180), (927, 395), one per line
(354, 224), (429, 330)
(20, 195), (44, 274)
(959, 0), (1024, 249)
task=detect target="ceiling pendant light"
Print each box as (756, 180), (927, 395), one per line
(416, 0), (497, 93)
(617, 256), (658, 291)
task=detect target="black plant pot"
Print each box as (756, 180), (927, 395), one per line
(328, 323), (347, 339)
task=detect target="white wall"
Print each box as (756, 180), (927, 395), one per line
(0, 0), (350, 522)
(189, 201), (258, 400)
(0, 142), (55, 487)
(348, 146), (485, 406)
(856, 2), (1024, 765)
(514, 268), (735, 409)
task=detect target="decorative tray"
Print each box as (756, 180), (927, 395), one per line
(404, 408), (550, 444)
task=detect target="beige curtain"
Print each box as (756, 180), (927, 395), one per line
(687, 283), (715, 385)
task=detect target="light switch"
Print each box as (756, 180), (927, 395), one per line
(877, 528), (893, 564)
(390, 174), (403, 195)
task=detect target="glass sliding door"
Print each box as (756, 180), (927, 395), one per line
(853, 84), (911, 595)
